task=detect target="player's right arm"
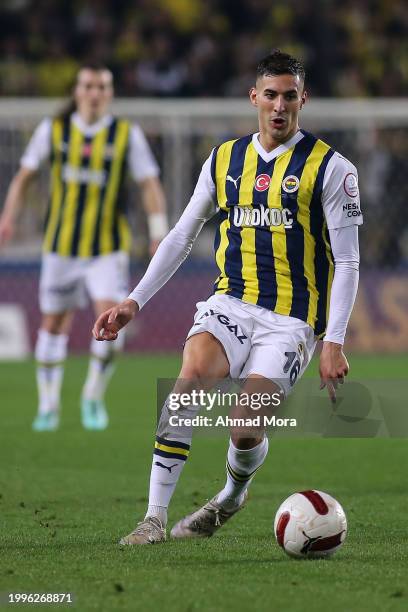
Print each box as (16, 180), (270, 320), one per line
(0, 167), (37, 246)
(319, 152), (362, 401)
(0, 118), (51, 248)
(93, 151), (217, 341)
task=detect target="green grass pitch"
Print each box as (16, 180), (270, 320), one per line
(0, 354), (407, 611)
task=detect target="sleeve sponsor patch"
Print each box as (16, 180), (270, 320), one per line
(343, 173), (359, 198)
(342, 201), (362, 219)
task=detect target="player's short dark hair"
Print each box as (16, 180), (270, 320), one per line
(256, 49), (305, 83)
(77, 62), (113, 77)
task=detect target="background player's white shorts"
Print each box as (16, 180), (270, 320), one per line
(39, 251), (129, 314)
(186, 294), (317, 396)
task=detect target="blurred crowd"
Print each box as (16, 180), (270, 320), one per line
(0, 0), (407, 98)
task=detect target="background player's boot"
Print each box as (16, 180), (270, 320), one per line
(119, 517), (166, 545)
(170, 491), (248, 539)
(32, 411), (59, 432)
(81, 398), (108, 430)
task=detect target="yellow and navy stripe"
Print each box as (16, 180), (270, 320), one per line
(211, 131), (335, 336)
(226, 460), (260, 483)
(44, 116), (71, 253)
(253, 149), (279, 310)
(154, 436), (190, 462)
(308, 146), (335, 337)
(44, 115), (131, 257)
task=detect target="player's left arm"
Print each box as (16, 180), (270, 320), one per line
(139, 176), (168, 256)
(320, 153), (363, 402)
(128, 124), (168, 256)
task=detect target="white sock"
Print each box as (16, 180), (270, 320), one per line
(145, 435), (191, 527)
(82, 357), (114, 402)
(217, 437), (269, 510)
(82, 336), (122, 402)
(35, 330), (68, 415)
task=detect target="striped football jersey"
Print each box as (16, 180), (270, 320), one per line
(211, 130), (335, 336)
(44, 115), (131, 257)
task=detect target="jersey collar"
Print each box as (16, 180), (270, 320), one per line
(71, 112), (113, 136)
(252, 130), (304, 162)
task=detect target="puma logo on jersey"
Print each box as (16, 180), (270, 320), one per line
(226, 175), (242, 189)
(233, 204), (293, 228)
(154, 461), (178, 473)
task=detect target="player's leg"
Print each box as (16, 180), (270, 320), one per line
(33, 311), (73, 431)
(81, 298), (124, 430)
(214, 314), (317, 516)
(33, 254), (82, 431)
(214, 375), (276, 509)
(171, 309), (317, 539)
(170, 374), (273, 538)
(146, 332), (230, 518)
(120, 294), (251, 544)
(82, 252), (129, 430)
(120, 331), (230, 544)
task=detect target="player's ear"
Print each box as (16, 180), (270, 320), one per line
(300, 89), (308, 109)
(249, 86), (258, 107)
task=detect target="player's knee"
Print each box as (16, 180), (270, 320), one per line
(179, 356), (224, 382)
(41, 312), (72, 335)
(179, 360), (206, 381)
(41, 319), (63, 335)
(181, 333), (229, 380)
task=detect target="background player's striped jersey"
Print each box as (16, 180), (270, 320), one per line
(211, 130), (336, 336)
(44, 115), (131, 257)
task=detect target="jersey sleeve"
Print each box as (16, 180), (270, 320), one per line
(127, 124), (160, 182)
(324, 225), (360, 344)
(128, 152), (217, 309)
(20, 118), (52, 170)
(322, 153), (363, 230)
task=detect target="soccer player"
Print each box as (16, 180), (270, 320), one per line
(0, 64), (167, 431)
(93, 50), (362, 543)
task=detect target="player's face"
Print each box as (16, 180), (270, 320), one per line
(74, 69), (113, 122)
(249, 74), (307, 148)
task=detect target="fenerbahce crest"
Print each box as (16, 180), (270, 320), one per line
(233, 204), (293, 229)
(282, 175), (300, 194)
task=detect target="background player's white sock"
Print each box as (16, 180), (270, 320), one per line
(35, 329), (68, 415)
(217, 437), (269, 511)
(82, 335), (124, 402)
(145, 435), (191, 527)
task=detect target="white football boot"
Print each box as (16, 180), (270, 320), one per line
(170, 491), (248, 539)
(119, 517), (166, 545)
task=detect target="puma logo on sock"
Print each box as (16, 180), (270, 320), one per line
(154, 461), (178, 473)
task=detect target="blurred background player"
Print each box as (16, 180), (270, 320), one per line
(0, 64), (168, 431)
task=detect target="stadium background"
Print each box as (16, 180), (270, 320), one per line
(1, 3), (408, 610)
(0, 0), (407, 357)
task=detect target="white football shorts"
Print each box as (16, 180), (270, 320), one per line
(186, 294), (317, 396)
(39, 251), (129, 313)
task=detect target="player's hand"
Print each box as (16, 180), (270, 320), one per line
(0, 215), (15, 248)
(92, 298), (139, 341)
(319, 341), (349, 403)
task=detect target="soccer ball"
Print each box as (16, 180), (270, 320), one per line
(274, 490), (347, 559)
